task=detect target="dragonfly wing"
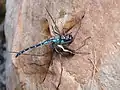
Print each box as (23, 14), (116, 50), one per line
(60, 12), (85, 34)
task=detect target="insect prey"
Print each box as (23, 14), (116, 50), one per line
(9, 8), (90, 90)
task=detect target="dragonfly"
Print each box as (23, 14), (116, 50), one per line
(10, 8), (90, 89)
(15, 8), (82, 58)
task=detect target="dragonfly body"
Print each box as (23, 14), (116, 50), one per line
(15, 8), (83, 58)
(15, 34), (73, 57)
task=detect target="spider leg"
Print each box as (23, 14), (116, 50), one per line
(51, 25), (60, 35)
(41, 56), (53, 83)
(9, 51), (51, 57)
(72, 13), (85, 41)
(51, 54), (63, 90)
(75, 36), (91, 51)
(56, 58), (63, 90)
(45, 8), (60, 35)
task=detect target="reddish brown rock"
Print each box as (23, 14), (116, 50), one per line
(5, 0), (120, 90)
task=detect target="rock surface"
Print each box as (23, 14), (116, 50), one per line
(5, 0), (120, 90)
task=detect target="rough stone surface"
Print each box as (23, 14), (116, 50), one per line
(5, 0), (120, 90)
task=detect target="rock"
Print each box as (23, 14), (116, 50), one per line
(5, 0), (120, 90)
